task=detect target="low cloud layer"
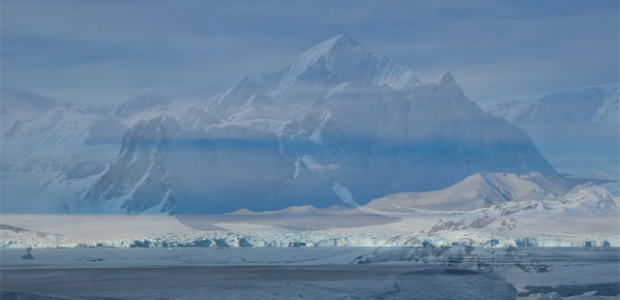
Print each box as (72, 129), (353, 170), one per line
(1, 0), (618, 103)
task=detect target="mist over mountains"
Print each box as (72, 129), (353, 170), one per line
(1, 35), (616, 215)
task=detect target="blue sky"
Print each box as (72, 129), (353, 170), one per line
(1, 0), (618, 104)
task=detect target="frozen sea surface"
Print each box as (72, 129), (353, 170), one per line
(1, 247), (618, 299)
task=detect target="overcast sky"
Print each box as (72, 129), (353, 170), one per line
(2, 0), (618, 104)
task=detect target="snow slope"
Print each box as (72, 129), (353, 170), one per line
(365, 172), (571, 212)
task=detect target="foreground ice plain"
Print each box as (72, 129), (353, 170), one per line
(1, 247), (618, 299)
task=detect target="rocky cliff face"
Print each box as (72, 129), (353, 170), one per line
(79, 116), (180, 213)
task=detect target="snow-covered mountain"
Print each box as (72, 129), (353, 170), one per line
(77, 115), (180, 213)
(482, 83), (619, 180)
(6, 105), (126, 146)
(0, 87), (58, 132)
(0, 91), (180, 173)
(71, 93), (173, 126)
(2, 105), (125, 172)
(352, 185), (619, 265)
(483, 182), (619, 217)
(2, 106), (123, 174)
(365, 172), (572, 212)
(484, 83), (618, 124)
(362, 184), (620, 249)
(0, 90), (188, 214)
(69, 35), (560, 215)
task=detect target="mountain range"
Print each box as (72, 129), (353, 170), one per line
(1, 35), (615, 215)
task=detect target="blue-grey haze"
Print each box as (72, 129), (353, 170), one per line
(1, 0), (618, 103)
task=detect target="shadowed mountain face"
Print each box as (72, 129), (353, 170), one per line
(67, 35), (558, 215)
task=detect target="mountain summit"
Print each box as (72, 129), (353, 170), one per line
(280, 34), (420, 90)
(68, 35), (559, 214)
(191, 35), (421, 122)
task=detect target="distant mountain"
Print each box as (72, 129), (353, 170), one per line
(0, 88), (58, 132)
(482, 83), (619, 180)
(229, 205), (363, 216)
(484, 83), (618, 124)
(70, 35), (559, 214)
(0, 92), (175, 173)
(2, 105), (125, 172)
(6, 105), (126, 146)
(71, 93), (172, 126)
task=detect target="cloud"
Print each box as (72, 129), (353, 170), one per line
(307, 164), (341, 171)
(262, 174), (280, 180)
(1, 0), (617, 103)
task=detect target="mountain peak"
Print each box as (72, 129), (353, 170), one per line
(278, 35), (420, 91)
(227, 74), (253, 93)
(436, 71), (456, 85)
(293, 34), (367, 67)
(434, 71), (464, 94)
(319, 34), (362, 49)
(138, 114), (180, 136)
